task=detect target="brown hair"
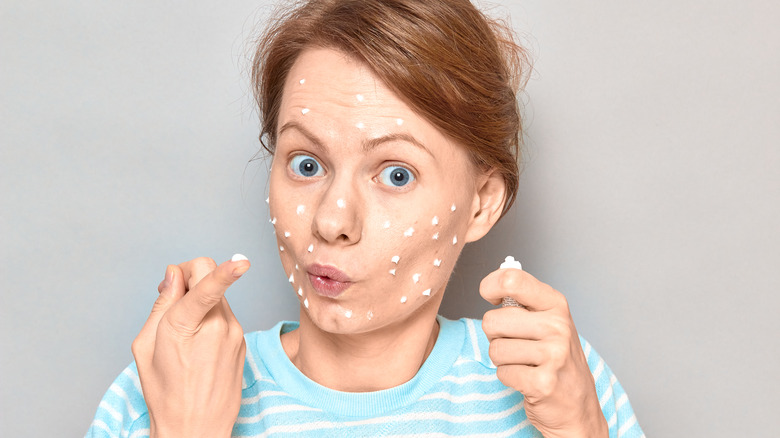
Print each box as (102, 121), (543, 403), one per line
(251, 0), (530, 217)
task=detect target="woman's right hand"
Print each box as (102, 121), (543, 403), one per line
(131, 256), (250, 438)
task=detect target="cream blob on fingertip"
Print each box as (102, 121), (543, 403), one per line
(231, 254), (249, 262)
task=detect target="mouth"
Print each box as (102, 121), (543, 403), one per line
(306, 264), (353, 298)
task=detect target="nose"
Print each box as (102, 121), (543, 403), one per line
(311, 178), (363, 246)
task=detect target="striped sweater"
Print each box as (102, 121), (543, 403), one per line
(87, 316), (644, 437)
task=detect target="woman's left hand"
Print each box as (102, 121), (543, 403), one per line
(480, 268), (608, 438)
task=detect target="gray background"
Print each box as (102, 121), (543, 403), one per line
(2, 0), (778, 436)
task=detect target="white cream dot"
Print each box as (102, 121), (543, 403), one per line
(279, 245), (284, 252)
(288, 273), (294, 283)
(297, 205), (305, 215)
(396, 118), (404, 126)
(452, 236), (458, 245)
(298, 287), (303, 296)
(301, 108), (310, 115)
(356, 122), (365, 129)
(307, 244), (314, 253)
(413, 273), (421, 283)
(367, 310), (373, 320)
(404, 227), (415, 237)
(432, 216), (439, 226)
(231, 254), (248, 262)
(356, 94), (364, 102)
(299, 78), (305, 85)
(433, 259), (442, 267)
(270, 217), (277, 225)
(422, 288), (431, 296)
(345, 309), (353, 318)
(451, 204), (457, 212)
(383, 221), (391, 229)
(432, 232), (439, 240)
(265, 197), (269, 204)
(284, 231), (291, 238)
(391, 255), (400, 264)
(295, 264), (299, 270)
(304, 298), (309, 308)
(337, 199), (346, 208)
(389, 269), (396, 276)
(400, 296), (407, 304)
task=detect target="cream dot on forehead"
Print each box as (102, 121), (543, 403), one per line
(301, 108), (310, 115)
(299, 78), (305, 85)
(396, 118), (404, 126)
(337, 198), (346, 208)
(356, 122), (365, 130)
(383, 221), (391, 229)
(404, 227), (415, 237)
(297, 205), (305, 215)
(356, 94), (364, 102)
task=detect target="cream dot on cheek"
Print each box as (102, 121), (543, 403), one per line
(270, 217), (277, 225)
(367, 310), (373, 320)
(432, 216), (439, 226)
(344, 309), (353, 318)
(298, 287), (303, 296)
(284, 231), (291, 238)
(288, 273), (294, 283)
(432, 232), (439, 240)
(404, 227), (415, 237)
(452, 236), (458, 245)
(451, 204), (457, 212)
(280, 245), (284, 252)
(391, 255), (400, 264)
(400, 296), (407, 304)
(433, 259), (442, 267)
(422, 288), (432, 296)
(389, 269), (396, 276)
(304, 298), (309, 308)
(383, 221), (391, 229)
(297, 205), (305, 215)
(413, 273), (421, 283)
(308, 244), (314, 253)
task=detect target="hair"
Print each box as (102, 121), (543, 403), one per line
(251, 0), (530, 217)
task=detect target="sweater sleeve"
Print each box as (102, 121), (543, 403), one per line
(85, 362), (151, 438)
(580, 336), (645, 438)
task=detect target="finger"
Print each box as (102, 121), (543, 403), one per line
(496, 364), (551, 401)
(167, 257), (250, 331)
(488, 338), (545, 367)
(138, 265), (187, 339)
(178, 257), (218, 292)
(479, 268), (565, 311)
(482, 307), (564, 341)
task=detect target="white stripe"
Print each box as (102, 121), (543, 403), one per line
(241, 390), (292, 405)
(615, 393), (628, 411)
(235, 403), (321, 424)
(453, 356), (472, 367)
(98, 400), (123, 422)
(617, 414), (637, 437)
(245, 348), (263, 384)
(122, 368), (143, 395)
(582, 340), (592, 360)
(608, 413), (617, 428)
(238, 401), (525, 437)
(441, 373), (499, 384)
(598, 383), (613, 409)
(465, 319), (482, 362)
(591, 357), (605, 382)
(420, 387), (515, 403)
(382, 419), (534, 438)
(109, 383), (140, 420)
(129, 429), (150, 438)
(88, 420), (119, 438)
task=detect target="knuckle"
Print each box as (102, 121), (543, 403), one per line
(193, 257), (217, 270)
(482, 312), (498, 336)
(536, 371), (557, 398)
(547, 342), (569, 366)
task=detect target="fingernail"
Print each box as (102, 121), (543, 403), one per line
(162, 265), (174, 291)
(232, 264), (250, 277)
(231, 253), (249, 262)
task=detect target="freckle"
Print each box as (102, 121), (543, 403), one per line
(304, 298), (309, 308)
(270, 217), (277, 225)
(389, 269), (396, 276)
(308, 244), (314, 253)
(356, 122), (365, 129)
(383, 221), (391, 229)
(367, 310), (373, 320)
(432, 232), (439, 240)
(434, 259), (442, 267)
(345, 309), (353, 318)
(284, 231), (291, 238)
(422, 288), (431, 296)
(356, 94), (364, 102)
(400, 296), (407, 304)
(413, 273), (421, 283)
(298, 287), (303, 296)
(396, 118), (404, 126)
(432, 216), (439, 226)
(337, 199), (346, 208)
(391, 255), (400, 264)
(299, 78), (305, 85)
(451, 204), (456, 212)
(288, 273), (294, 283)
(301, 108), (310, 115)
(452, 236), (458, 245)
(280, 245), (284, 252)
(297, 205), (305, 215)
(404, 227), (414, 237)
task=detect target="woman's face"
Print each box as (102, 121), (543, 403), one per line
(269, 48), (485, 334)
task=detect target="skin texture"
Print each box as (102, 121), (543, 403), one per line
(131, 47), (607, 437)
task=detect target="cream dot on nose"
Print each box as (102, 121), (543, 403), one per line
(337, 199), (346, 209)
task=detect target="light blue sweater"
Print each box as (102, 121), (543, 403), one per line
(87, 316), (644, 437)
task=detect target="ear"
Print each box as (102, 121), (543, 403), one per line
(464, 168), (507, 243)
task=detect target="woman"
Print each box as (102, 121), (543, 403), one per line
(88, 0), (643, 436)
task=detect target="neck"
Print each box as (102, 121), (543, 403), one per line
(281, 297), (442, 392)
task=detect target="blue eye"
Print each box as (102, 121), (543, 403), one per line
(378, 166), (415, 187)
(290, 155), (323, 177)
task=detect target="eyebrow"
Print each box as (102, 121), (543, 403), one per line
(278, 121), (433, 157)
